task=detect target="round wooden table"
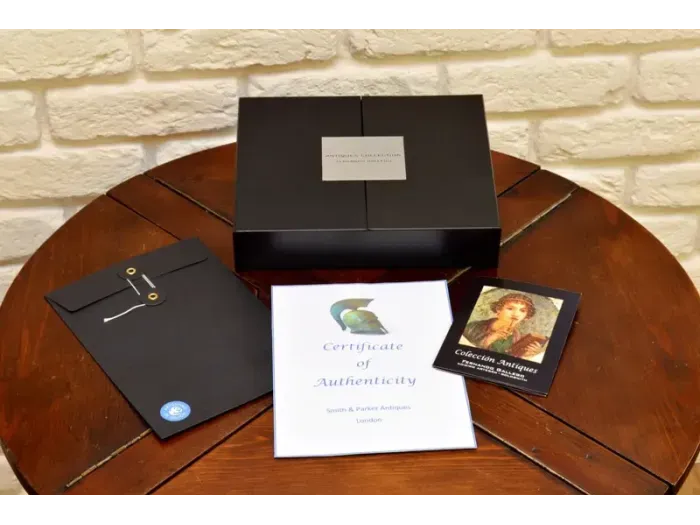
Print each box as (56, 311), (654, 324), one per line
(1, 144), (699, 495)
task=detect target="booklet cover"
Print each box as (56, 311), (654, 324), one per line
(433, 277), (581, 397)
(271, 280), (477, 458)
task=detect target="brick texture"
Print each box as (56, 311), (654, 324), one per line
(0, 263), (22, 303)
(633, 213), (698, 256)
(0, 145), (145, 200)
(0, 454), (24, 495)
(155, 133), (236, 165)
(447, 57), (629, 112)
(487, 120), (530, 160)
(632, 163), (700, 207)
(550, 29), (700, 48)
(680, 253), (700, 289)
(349, 30), (537, 57)
(0, 30), (131, 82)
(537, 111), (700, 161)
(0, 90), (38, 147)
(552, 167), (626, 205)
(637, 49), (700, 102)
(0, 207), (65, 262)
(143, 30), (339, 72)
(46, 80), (238, 140)
(248, 64), (439, 97)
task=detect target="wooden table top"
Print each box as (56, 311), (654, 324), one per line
(1, 144), (699, 495)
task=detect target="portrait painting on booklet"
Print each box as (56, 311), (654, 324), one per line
(459, 286), (563, 364)
(433, 276), (580, 396)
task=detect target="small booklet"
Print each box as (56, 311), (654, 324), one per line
(433, 277), (580, 396)
(271, 280), (477, 458)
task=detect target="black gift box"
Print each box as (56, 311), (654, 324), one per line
(233, 94), (500, 270)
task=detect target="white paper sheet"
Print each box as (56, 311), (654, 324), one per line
(271, 280), (477, 458)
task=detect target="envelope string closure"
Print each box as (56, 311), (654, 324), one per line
(103, 271), (159, 323)
(103, 304), (145, 323)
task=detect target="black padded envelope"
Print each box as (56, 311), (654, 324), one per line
(45, 237), (273, 439)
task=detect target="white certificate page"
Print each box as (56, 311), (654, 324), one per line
(271, 280), (477, 457)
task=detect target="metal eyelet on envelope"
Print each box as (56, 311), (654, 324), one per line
(104, 272), (165, 323)
(141, 276), (165, 306)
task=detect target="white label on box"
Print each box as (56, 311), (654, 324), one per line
(321, 136), (407, 181)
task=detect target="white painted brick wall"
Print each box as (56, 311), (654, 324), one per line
(0, 91), (39, 147)
(633, 213), (698, 256)
(3, 29), (700, 492)
(637, 50), (700, 102)
(632, 163), (700, 207)
(550, 29), (700, 48)
(143, 30), (339, 71)
(155, 132), (237, 165)
(0, 146), (145, 200)
(248, 63), (439, 96)
(0, 263), (21, 303)
(486, 121), (531, 161)
(680, 253), (700, 289)
(0, 207), (65, 262)
(446, 57), (630, 112)
(0, 454), (24, 495)
(547, 167), (627, 205)
(46, 80), (238, 140)
(0, 30), (132, 82)
(537, 110), (700, 160)
(348, 29), (537, 57)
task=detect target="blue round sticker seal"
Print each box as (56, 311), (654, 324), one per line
(160, 401), (191, 422)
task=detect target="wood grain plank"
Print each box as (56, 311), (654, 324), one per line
(447, 170), (577, 312)
(468, 382), (668, 494)
(497, 170), (577, 245)
(154, 409), (578, 495)
(102, 166), (596, 493)
(149, 144), (237, 223)
(373, 170), (575, 288)
(108, 174), (384, 304)
(109, 175), (236, 270)
(491, 150), (540, 195)
(441, 171), (675, 493)
(0, 196), (178, 494)
(65, 396), (270, 495)
(488, 187), (700, 487)
(108, 174), (258, 297)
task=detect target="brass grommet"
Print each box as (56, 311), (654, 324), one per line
(126, 267), (136, 276)
(148, 292), (159, 301)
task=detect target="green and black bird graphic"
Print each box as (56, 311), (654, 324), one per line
(330, 298), (388, 335)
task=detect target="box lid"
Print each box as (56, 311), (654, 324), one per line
(235, 96), (367, 233)
(235, 95), (499, 235)
(362, 95), (499, 231)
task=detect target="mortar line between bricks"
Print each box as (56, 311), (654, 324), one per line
(0, 256), (29, 267)
(34, 90), (54, 146)
(126, 30), (146, 80)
